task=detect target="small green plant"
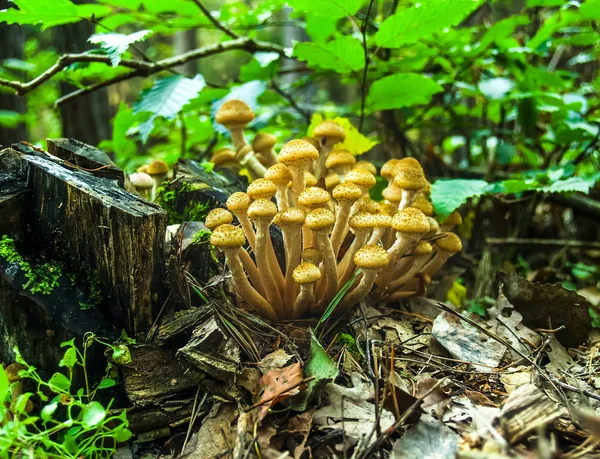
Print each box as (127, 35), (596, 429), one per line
(0, 334), (133, 458)
(156, 182), (210, 224)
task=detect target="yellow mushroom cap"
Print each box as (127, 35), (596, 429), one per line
(325, 172), (341, 190)
(349, 211), (378, 231)
(247, 178), (278, 200)
(381, 159), (401, 180)
(332, 182), (363, 203)
(298, 186), (331, 208)
(301, 247), (323, 264)
(345, 169), (376, 192)
(277, 207), (305, 228)
(147, 160), (169, 176)
(354, 244), (390, 270)
(264, 164), (292, 188)
(226, 192), (252, 213)
(398, 157), (423, 171)
(210, 224), (246, 248)
(427, 217), (440, 233)
(313, 120), (346, 142)
(353, 160), (377, 176)
(443, 210), (463, 227)
(412, 196), (434, 217)
(392, 207), (430, 236)
(358, 199), (382, 214)
(137, 165), (149, 174)
(305, 208), (335, 232)
(381, 203), (398, 216)
(248, 199), (278, 220)
(413, 240), (433, 255)
(304, 172), (318, 187)
(293, 262), (322, 284)
(326, 150), (355, 170)
(279, 139), (319, 169)
(393, 167), (427, 191)
(422, 180), (432, 196)
(252, 133), (277, 152)
(435, 232), (462, 253)
(205, 208), (234, 229)
(211, 148), (237, 167)
(215, 99), (255, 128)
(129, 172), (154, 191)
(382, 185), (402, 203)
(374, 213), (392, 228)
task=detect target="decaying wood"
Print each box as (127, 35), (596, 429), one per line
(2, 144), (168, 334)
(0, 165), (31, 243)
(155, 303), (212, 344)
(47, 138), (124, 186)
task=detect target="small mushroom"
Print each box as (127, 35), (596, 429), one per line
(211, 148), (239, 171)
(265, 164), (293, 211)
(393, 166), (427, 209)
(226, 192), (256, 251)
(440, 211), (462, 232)
(216, 99), (255, 150)
(278, 207), (306, 317)
(387, 207), (430, 265)
(252, 133), (278, 167)
(247, 178), (278, 201)
(279, 140), (319, 207)
(325, 149), (355, 180)
(298, 186), (331, 248)
(313, 120), (346, 180)
(337, 211), (378, 286)
(293, 262), (321, 318)
(420, 232), (462, 277)
(129, 172), (155, 199)
(381, 240), (433, 297)
(330, 183), (363, 257)
(236, 145), (267, 179)
(147, 160), (169, 200)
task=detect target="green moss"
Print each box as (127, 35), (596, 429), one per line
(156, 182), (210, 224)
(336, 333), (362, 361)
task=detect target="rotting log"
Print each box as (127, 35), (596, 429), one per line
(0, 165), (31, 243)
(1, 144), (168, 335)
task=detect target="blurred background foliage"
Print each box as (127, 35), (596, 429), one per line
(1, 0), (599, 301)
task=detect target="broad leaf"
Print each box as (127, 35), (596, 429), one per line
(305, 14), (338, 42)
(88, 30), (152, 67)
(82, 401), (106, 428)
(48, 372), (71, 393)
(368, 73), (443, 111)
(293, 36), (365, 74)
(307, 114), (378, 155)
(375, 0), (482, 48)
(0, 0), (81, 29)
(134, 74), (206, 143)
(431, 179), (489, 219)
(580, 0), (600, 19)
(287, 0), (362, 19)
(0, 366), (8, 399)
(541, 177), (596, 194)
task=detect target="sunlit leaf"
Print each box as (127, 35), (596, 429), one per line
(287, 0), (362, 19)
(307, 114), (378, 155)
(0, 0), (80, 29)
(48, 372), (71, 392)
(479, 78), (514, 100)
(88, 30), (152, 67)
(294, 36), (365, 74)
(82, 401), (106, 428)
(431, 179), (489, 219)
(368, 73), (443, 111)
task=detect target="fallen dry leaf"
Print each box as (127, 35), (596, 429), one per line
(255, 361), (306, 422)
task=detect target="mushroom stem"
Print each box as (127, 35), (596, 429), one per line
(337, 232), (369, 286)
(294, 283), (315, 318)
(291, 168), (305, 206)
(313, 144), (332, 180)
(239, 151), (267, 179)
(387, 234), (416, 265)
(378, 255), (429, 297)
(420, 252), (452, 277)
(338, 270), (377, 313)
(316, 232), (338, 310)
(224, 248), (277, 320)
(239, 249), (266, 297)
(399, 189), (417, 209)
(276, 188), (289, 211)
(229, 127), (248, 151)
(367, 226), (388, 245)
(236, 213), (256, 252)
(263, 147), (278, 166)
(283, 227), (302, 318)
(254, 222), (284, 312)
(330, 202), (352, 257)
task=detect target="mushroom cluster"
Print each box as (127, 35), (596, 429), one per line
(129, 159), (170, 200)
(206, 99), (463, 321)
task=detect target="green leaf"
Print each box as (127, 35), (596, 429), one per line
(367, 73), (443, 111)
(580, 0), (600, 19)
(111, 344), (132, 365)
(41, 400), (59, 421)
(88, 30), (152, 67)
(478, 78), (514, 100)
(305, 14), (338, 41)
(13, 392), (33, 414)
(307, 114), (378, 155)
(527, 0), (564, 5)
(112, 103), (137, 164)
(59, 347), (77, 369)
(431, 179), (489, 219)
(478, 15), (530, 49)
(96, 378), (117, 389)
(527, 10), (577, 51)
(113, 426), (133, 442)
(0, 366), (9, 400)
(48, 372), (71, 392)
(590, 308), (600, 328)
(82, 401), (106, 428)
(375, 0), (482, 48)
(293, 36), (364, 74)
(287, 0), (362, 19)
(134, 74), (206, 143)
(0, 0), (81, 29)
(541, 177), (595, 194)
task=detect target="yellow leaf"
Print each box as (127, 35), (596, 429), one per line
(307, 114), (378, 156)
(446, 281), (467, 308)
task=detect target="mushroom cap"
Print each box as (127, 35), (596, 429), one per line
(332, 182), (363, 203)
(147, 160), (169, 176)
(5, 363), (27, 383)
(398, 157), (423, 171)
(381, 203), (398, 216)
(313, 120), (346, 142)
(205, 208), (234, 229)
(305, 208), (335, 232)
(413, 240), (433, 255)
(210, 224), (246, 248)
(382, 185), (402, 203)
(354, 244), (390, 270)
(137, 165), (149, 174)
(279, 139), (319, 170)
(325, 172), (341, 190)
(247, 178), (278, 200)
(353, 160), (377, 176)
(216, 99), (255, 128)
(304, 172), (318, 187)
(392, 207), (430, 236)
(298, 186), (330, 208)
(211, 148), (237, 166)
(427, 217), (440, 233)
(345, 169), (376, 192)
(381, 159), (401, 179)
(264, 164), (292, 188)
(412, 196), (434, 216)
(129, 172), (155, 190)
(252, 133), (277, 152)
(349, 211), (379, 231)
(422, 180), (431, 196)
(393, 167), (427, 191)
(435, 232), (462, 253)
(293, 262), (322, 284)
(374, 213), (392, 228)
(226, 192), (252, 213)
(301, 247), (323, 264)
(301, 136), (321, 150)
(443, 210), (462, 227)
(278, 207), (305, 228)
(358, 199), (382, 214)
(236, 144), (253, 161)
(248, 199), (278, 221)
(326, 150), (355, 170)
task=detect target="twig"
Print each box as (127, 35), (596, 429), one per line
(485, 237), (600, 250)
(358, 0), (375, 133)
(190, 0), (239, 39)
(549, 377), (600, 403)
(271, 81), (311, 123)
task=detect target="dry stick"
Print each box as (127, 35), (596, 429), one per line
(190, 0), (239, 39)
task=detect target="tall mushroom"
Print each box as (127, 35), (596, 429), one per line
(226, 192), (256, 252)
(236, 145), (267, 179)
(147, 160), (169, 200)
(293, 262), (321, 318)
(298, 186), (331, 248)
(278, 207), (306, 318)
(252, 133), (278, 167)
(420, 232), (462, 277)
(325, 150), (355, 181)
(210, 224), (277, 321)
(338, 244), (390, 313)
(387, 207), (430, 265)
(265, 164), (293, 211)
(313, 120), (346, 180)
(380, 241), (433, 297)
(330, 182), (363, 257)
(279, 139), (319, 207)
(215, 99), (255, 150)
(211, 148), (239, 172)
(337, 211), (378, 286)
(440, 211), (462, 232)
(394, 166), (427, 209)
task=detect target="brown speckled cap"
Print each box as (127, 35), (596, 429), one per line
(216, 99), (255, 128)
(277, 207), (305, 228)
(382, 185), (402, 203)
(436, 232), (462, 253)
(354, 244), (390, 270)
(279, 140), (319, 169)
(345, 169), (376, 193)
(211, 148), (237, 166)
(349, 211), (378, 231)
(205, 208), (234, 230)
(265, 164), (292, 188)
(443, 210), (462, 227)
(247, 178), (278, 200)
(147, 160), (168, 176)
(326, 150), (355, 169)
(226, 192), (252, 213)
(412, 196), (434, 216)
(301, 247), (323, 264)
(413, 240), (433, 255)
(353, 161), (377, 175)
(305, 208), (335, 232)
(325, 172), (340, 190)
(252, 133), (277, 152)
(248, 199), (278, 220)
(393, 167), (427, 191)
(313, 120), (346, 142)
(210, 224), (246, 248)
(392, 207), (430, 236)
(298, 187), (331, 208)
(293, 262), (322, 284)
(398, 157), (423, 171)
(332, 182), (363, 203)
(381, 159), (401, 180)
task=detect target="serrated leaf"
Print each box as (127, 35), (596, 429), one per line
(134, 74), (205, 143)
(541, 177), (594, 194)
(0, 0), (80, 29)
(431, 179), (488, 219)
(375, 0), (482, 48)
(89, 30), (152, 67)
(368, 73), (443, 111)
(287, 0), (362, 19)
(293, 36), (364, 74)
(307, 114), (378, 155)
